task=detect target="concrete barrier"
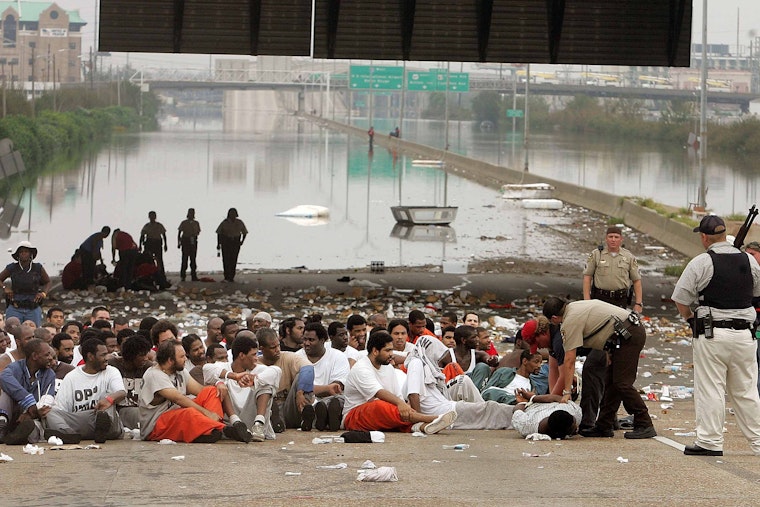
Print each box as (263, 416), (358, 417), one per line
(312, 116), (725, 260)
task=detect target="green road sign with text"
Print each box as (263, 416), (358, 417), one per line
(349, 65), (403, 90)
(507, 109), (524, 118)
(408, 70), (469, 91)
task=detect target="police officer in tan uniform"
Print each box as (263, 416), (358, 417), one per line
(578, 226), (643, 432)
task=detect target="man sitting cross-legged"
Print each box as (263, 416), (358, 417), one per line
(202, 332), (281, 442)
(342, 330), (457, 434)
(0, 338), (56, 444)
(46, 338), (126, 443)
(138, 340), (251, 443)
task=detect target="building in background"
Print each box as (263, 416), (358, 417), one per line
(0, 1), (86, 89)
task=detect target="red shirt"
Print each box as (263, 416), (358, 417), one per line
(114, 231), (138, 251)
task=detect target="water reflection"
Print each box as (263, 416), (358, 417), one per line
(390, 224), (456, 243)
(2, 114), (756, 275)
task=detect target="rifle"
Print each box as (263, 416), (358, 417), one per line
(733, 204), (758, 249)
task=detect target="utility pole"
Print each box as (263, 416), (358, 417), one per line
(698, 0), (708, 209)
(31, 46), (35, 117)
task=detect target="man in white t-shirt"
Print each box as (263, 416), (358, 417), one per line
(46, 338), (126, 443)
(342, 330), (457, 434)
(203, 332), (281, 442)
(404, 335), (515, 430)
(296, 323), (349, 431)
(138, 340), (251, 443)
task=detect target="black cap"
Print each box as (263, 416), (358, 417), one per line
(693, 215), (726, 235)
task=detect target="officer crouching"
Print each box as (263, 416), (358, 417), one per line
(672, 214), (760, 457)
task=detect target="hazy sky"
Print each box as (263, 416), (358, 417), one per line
(51, 0), (760, 68)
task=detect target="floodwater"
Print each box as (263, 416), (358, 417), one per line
(0, 113), (755, 275)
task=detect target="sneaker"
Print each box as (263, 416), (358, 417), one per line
(3, 420), (35, 445)
(423, 410), (458, 435)
(579, 426), (614, 438)
(301, 404), (315, 432)
(327, 398), (343, 432)
(250, 422), (265, 442)
(223, 421), (252, 443)
(271, 400), (285, 433)
(44, 429), (82, 444)
(314, 401), (329, 431)
(192, 429), (222, 443)
(0, 415), (8, 443)
(624, 426), (657, 439)
(94, 411), (112, 443)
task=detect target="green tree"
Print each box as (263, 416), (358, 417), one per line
(471, 91), (501, 125)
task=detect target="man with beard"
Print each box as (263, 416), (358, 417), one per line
(46, 338), (126, 443)
(342, 331), (457, 434)
(279, 317), (305, 352)
(0, 338), (56, 444)
(139, 340), (251, 443)
(49, 334), (76, 391)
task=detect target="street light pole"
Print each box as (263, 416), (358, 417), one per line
(31, 46), (36, 117)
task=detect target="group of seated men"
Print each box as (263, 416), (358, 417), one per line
(0, 305), (583, 446)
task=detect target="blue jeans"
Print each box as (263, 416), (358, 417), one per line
(6, 304), (42, 326)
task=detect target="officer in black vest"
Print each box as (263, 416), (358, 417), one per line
(672, 215), (760, 457)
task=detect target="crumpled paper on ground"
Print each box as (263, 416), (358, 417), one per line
(525, 433), (552, 441)
(357, 466), (398, 482)
(22, 444), (44, 455)
(0, 453), (13, 462)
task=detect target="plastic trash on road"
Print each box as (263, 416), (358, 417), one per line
(317, 463), (348, 470)
(171, 455), (185, 461)
(22, 444), (44, 455)
(357, 466), (398, 482)
(0, 453), (13, 462)
(442, 444), (470, 450)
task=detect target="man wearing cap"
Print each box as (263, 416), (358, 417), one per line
(542, 296), (656, 439)
(672, 215), (760, 456)
(177, 208), (201, 282)
(215, 208), (248, 283)
(0, 242), (51, 326)
(580, 225), (642, 432)
(247, 312), (272, 331)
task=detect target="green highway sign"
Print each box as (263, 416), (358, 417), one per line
(447, 72), (469, 92)
(506, 109), (524, 118)
(407, 70), (469, 92)
(349, 65), (403, 90)
(407, 71), (437, 91)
